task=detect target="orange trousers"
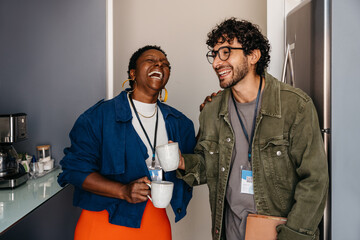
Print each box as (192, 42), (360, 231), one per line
(74, 200), (171, 240)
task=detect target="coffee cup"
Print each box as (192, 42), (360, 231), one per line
(37, 162), (44, 173)
(155, 142), (180, 172)
(146, 181), (174, 208)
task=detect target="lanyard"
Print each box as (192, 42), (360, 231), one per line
(231, 76), (262, 163)
(129, 94), (159, 167)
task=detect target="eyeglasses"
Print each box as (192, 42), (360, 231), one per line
(206, 46), (244, 64)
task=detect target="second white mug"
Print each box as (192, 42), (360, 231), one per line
(146, 181), (174, 208)
(155, 142), (180, 172)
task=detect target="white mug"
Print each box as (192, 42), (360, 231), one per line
(155, 142), (180, 172)
(146, 181), (174, 208)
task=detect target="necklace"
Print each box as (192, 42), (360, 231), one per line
(136, 103), (157, 118)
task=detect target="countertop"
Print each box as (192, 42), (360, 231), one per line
(0, 168), (63, 233)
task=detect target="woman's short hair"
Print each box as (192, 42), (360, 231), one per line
(127, 45), (168, 79)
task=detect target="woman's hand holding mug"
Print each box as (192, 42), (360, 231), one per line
(120, 176), (151, 204)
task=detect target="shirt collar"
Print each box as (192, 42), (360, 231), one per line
(259, 72), (281, 118)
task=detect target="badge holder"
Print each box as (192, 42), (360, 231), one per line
(241, 165), (254, 195)
(148, 163), (163, 182)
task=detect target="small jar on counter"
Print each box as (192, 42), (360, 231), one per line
(36, 145), (51, 162)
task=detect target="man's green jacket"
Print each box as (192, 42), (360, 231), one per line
(178, 72), (329, 240)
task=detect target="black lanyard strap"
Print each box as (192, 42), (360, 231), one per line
(231, 76), (262, 162)
(129, 94), (159, 166)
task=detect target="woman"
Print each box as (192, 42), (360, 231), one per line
(58, 45), (196, 240)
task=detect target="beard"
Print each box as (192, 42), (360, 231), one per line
(219, 57), (249, 89)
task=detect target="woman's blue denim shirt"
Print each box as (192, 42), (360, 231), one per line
(57, 91), (196, 228)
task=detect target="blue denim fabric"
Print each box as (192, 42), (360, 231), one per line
(58, 91), (196, 228)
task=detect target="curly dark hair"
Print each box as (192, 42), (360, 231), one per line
(206, 18), (270, 76)
(127, 45), (170, 89)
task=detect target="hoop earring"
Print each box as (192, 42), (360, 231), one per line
(122, 79), (131, 88)
(159, 88), (168, 102)
(122, 79), (136, 93)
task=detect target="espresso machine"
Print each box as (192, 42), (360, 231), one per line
(0, 113), (29, 188)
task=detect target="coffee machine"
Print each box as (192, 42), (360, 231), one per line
(0, 113), (29, 188)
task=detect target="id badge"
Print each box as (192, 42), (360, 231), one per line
(241, 170), (254, 195)
(148, 166), (163, 181)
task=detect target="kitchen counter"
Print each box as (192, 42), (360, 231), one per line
(0, 168), (63, 233)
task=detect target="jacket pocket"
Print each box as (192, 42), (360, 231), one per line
(261, 138), (292, 180)
(199, 140), (219, 178)
(260, 137), (295, 211)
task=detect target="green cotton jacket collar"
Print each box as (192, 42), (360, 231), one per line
(180, 72), (329, 240)
(217, 73), (282, 119)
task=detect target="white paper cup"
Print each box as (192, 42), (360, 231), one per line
(21, 161), (30, 173)
(146, 181), (174, 208)
(43, 159), (54, 171)
(37, 162), (44, 173)
(155, 142), (180, 172)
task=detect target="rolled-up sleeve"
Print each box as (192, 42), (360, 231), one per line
(58, 114), (101, 188)
(177, 112), (208, 187)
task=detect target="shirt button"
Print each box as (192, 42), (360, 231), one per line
(219, 200), (222, 204)
(177, 208), (182, 213)
(226, 138), (231, 142)
(209, 151), (214, 155)
(276, 151), (282, 156)
(221, 167), (225, 172)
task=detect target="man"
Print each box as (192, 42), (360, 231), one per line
(177, 18), (328, 240)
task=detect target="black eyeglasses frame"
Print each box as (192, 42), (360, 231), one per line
(206, 46), (244, 64)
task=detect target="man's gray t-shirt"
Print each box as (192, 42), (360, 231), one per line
(225, 93), (262, 240)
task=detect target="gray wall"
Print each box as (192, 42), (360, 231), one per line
(0, 0), (105, 238)
(0, 0), (106, 163)
(331, 0), (360, 239)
